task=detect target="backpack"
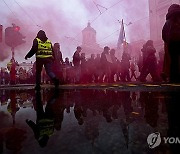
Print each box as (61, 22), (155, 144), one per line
(169, 16), (180, 41)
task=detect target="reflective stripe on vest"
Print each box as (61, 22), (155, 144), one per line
(36, 38), (53, 58)
(39, 119), (54, 137)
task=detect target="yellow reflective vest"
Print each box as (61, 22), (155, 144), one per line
(38, 119), (54, 137)
(36, 38), (53, 58)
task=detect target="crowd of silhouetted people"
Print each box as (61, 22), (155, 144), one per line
(0, 3), (180, 85)
(0, 40), (167, 85)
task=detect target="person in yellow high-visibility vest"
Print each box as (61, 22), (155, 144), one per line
(25, 30), (59, 90)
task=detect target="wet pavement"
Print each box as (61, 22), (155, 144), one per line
(0, 87), (180, 154)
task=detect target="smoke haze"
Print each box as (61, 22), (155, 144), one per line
(0, 0), (149, 66)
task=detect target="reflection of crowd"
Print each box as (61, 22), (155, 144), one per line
(0, 89), (166, 127)
(0, 88), (172, 151)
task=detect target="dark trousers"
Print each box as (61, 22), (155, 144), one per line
(169, 41), (180, 83)
(36, 58), (56, 85)
(130, 71), (137, 80)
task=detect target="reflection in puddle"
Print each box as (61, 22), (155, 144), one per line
(0, 89), (179, 153)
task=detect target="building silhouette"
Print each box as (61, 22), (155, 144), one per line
(81, 22), (102, 57)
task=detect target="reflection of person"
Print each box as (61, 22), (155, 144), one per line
(166, 92), (180, 153)
(25, 30), (59, 90)
(73, 90), (87, 125)
(26, 89), (60, 147)
(139, 92), (159, 127)
(74, 104), (84, 125)
(5, 128), (26, 153)
(0, 111), (26, 154)
(7, 90), (20, 125)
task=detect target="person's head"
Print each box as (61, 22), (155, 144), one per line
(54, 43), (60, 51)
(91, 54), (95, 59)
(146, 40), (153, 47)
(65, 57), (69, 62)
(110, 49), (115, 55)
(55, 120), (62, 131)
(76, 46), (82, 52)
(166, 4), (180, 20)
(78, 118), (84, 125)
(36, 30), (48, 42)
(96, 54), (100, 58)
(81, 53), (85, 58)
(168, 4), (180, 14)
(104, 46), (110, 53)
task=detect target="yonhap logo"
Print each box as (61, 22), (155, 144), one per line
(147, 132), (161, 149)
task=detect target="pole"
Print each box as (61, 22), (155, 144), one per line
(11, 47), (15, 59)
(122, 19), (126, 43)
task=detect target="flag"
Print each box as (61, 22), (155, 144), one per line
(117, 19), (126, 49)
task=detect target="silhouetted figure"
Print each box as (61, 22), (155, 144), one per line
(10, 60), (16, 85)
(162, 4), (180, 83)
(25, 30), (59, 90)
(7, 90), (20, 125)
(139, 40), (159, 82)
(121, 50), (131, 82)
(84, 116), (99, 146)
(100, 90), (112, 123)
(73, 46), (82, 83)
(64, 57), (71, 67)
(130, 61), (137, 81)
(53, 43), (64, 83)
(144, 92), (159, 127)
(121, 91), (133, 148)
(52, 90), (65, 131)
(26, 90), (60, 147)
(64, 57), (72, 83)
(74, 104), (84, 125)
(137, 53), (143, 75)
(94, 54), (101, 83)
(122, 92), (133, 121)
(53, 43), (64, 65)
(80, 53), (88, 83)
(32, 61), (36, 83)
(73, 90), (86, 125)
(87, 54), (96, 83)
(158, 48), (165, 81)
(18, 67), (27, 84)
(110, 49), (118, 82)
(100, 46), (111, 83)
